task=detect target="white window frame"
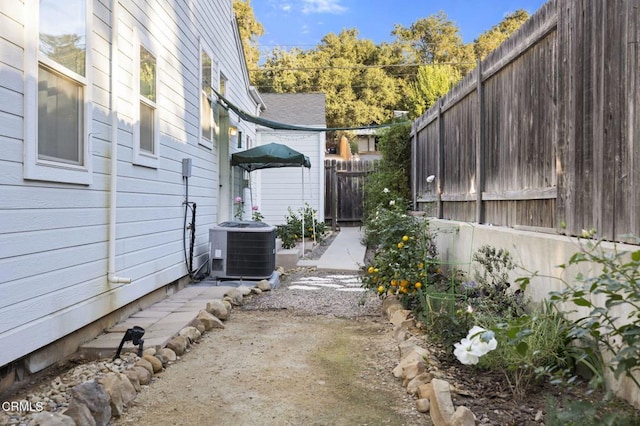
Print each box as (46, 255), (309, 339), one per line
(24, 0), (93, 185)
(132, 30), (160, 169)
(199, 41), (215, 150)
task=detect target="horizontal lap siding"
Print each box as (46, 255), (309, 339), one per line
(0, 0), (256, 367)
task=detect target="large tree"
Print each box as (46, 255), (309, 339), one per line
(392, 11), (475, 75)
(254, 29), (404, 128)
(408, 64), (461, 117)
(232, 0), (263, 71)
(474, 10), (530, 60)
(240, 2), (530, 126)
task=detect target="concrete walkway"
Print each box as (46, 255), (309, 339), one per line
(298, 226), (366, 271)
(79, 227), (367, 360)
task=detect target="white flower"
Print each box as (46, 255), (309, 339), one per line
(454, 326), (498, 365)
(383, 188), (390, 193)
(453, 338), (485, 365)
(389, 200), (395, 206)
(426, 175), (436, 183)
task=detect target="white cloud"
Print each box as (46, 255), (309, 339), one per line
(301, 24), (310, 34)
(301, 0), (347, 15)
(281, 3), (291, 12)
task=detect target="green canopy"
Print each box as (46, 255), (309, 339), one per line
(231, 143), (311, 172)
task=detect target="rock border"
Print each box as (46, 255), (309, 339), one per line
(383, 295), (476, 426)
(2, 279), (273, 426)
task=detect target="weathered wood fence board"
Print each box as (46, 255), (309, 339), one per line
(325, 159), (378, 227)
(412, 0), (640, 243)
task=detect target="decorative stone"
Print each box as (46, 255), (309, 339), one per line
(134, 355), (155, 374)
(257, 279), (271, 291)
(142, 347), (156, 357)
(179, 326), (202, 343)
(165, 336), (188, 356)
(99, 373), (137, 417)
(424, 379), (456, 426)
(140, 355), (161, 373)
(129, 366), (152, 386)
(451, 406), (476, 426)
(416, 398), (431, 413)
(123, 369), (141, 392)
(399, 340), (430, 360)
(401, 360), (425, 384)
(197, 310), (225, 330)
(224, 288), (244, 306)
(406, 372), (434, 395)
(381, 294), (400, 318)
(236, 286), (252, 296)
(157, 348), (177, 363)
(64, 380), (111, 426)
(29, 412), (76, 426)
(206, 300), (230, 321)
(190, 319), (206, 333)
(393, 350), (426, 378)
(389, 309), (412, 327)
(394, 327), (411, 342)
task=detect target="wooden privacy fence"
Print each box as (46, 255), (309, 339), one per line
(325, 159), (379, 228)
(412, 0), (640, 243)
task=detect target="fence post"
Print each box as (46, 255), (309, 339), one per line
(331, 161), (338, 231)
(476, 58), (485, 224)
(437, 98), (444, 219)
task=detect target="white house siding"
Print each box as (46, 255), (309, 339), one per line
(256, 131), (325, 226)
(0, 0), (259, 370)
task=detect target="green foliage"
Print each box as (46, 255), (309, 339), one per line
(232, 0), (264, 71)
(362, 122), (412, 225)
(361, 210), (440, 306)
(550, 234), (640, 388)
(479, 304), (572, 399)
(245, 0), (530, 124)
(391, 11), (475, 75)
(275, 204), (326, 249)
(468, 245), (528, 319)
(409, 64), (461, 117)
(545, 395), (640, 426)
(474, 10), (530, 60)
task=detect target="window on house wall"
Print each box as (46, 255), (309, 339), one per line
(139, 46), (156, 153)
(133, 36), (159, 168)
(237, 131), (243, 149)
(25, 0), (92, 184)
(201, 50), (213, 143)
(219, 73), (227, 97)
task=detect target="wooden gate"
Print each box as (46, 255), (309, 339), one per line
(325, 159), (378, 228)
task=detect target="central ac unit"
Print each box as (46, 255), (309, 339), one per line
(209, 221), (276, 280)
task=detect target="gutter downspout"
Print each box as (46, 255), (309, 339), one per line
(108, 0), (131, 284)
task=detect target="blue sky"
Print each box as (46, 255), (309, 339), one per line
(253, 0), (548, 57)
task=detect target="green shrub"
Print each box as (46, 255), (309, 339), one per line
(478, 303), (572, 399)
(276, 204), (326, 249)
(547, 233), (640, 389)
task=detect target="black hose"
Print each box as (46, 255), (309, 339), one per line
(189, 202), (196, 272)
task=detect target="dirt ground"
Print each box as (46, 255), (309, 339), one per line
(111, 309), (426, 426)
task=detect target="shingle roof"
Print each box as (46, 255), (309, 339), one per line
(260, 93), (326, 127)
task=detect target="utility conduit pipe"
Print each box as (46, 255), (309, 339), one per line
(108, 0), (131, 285)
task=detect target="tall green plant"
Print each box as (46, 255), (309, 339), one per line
(548, 234), (640, 388)
(363, 122), (411, 225)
